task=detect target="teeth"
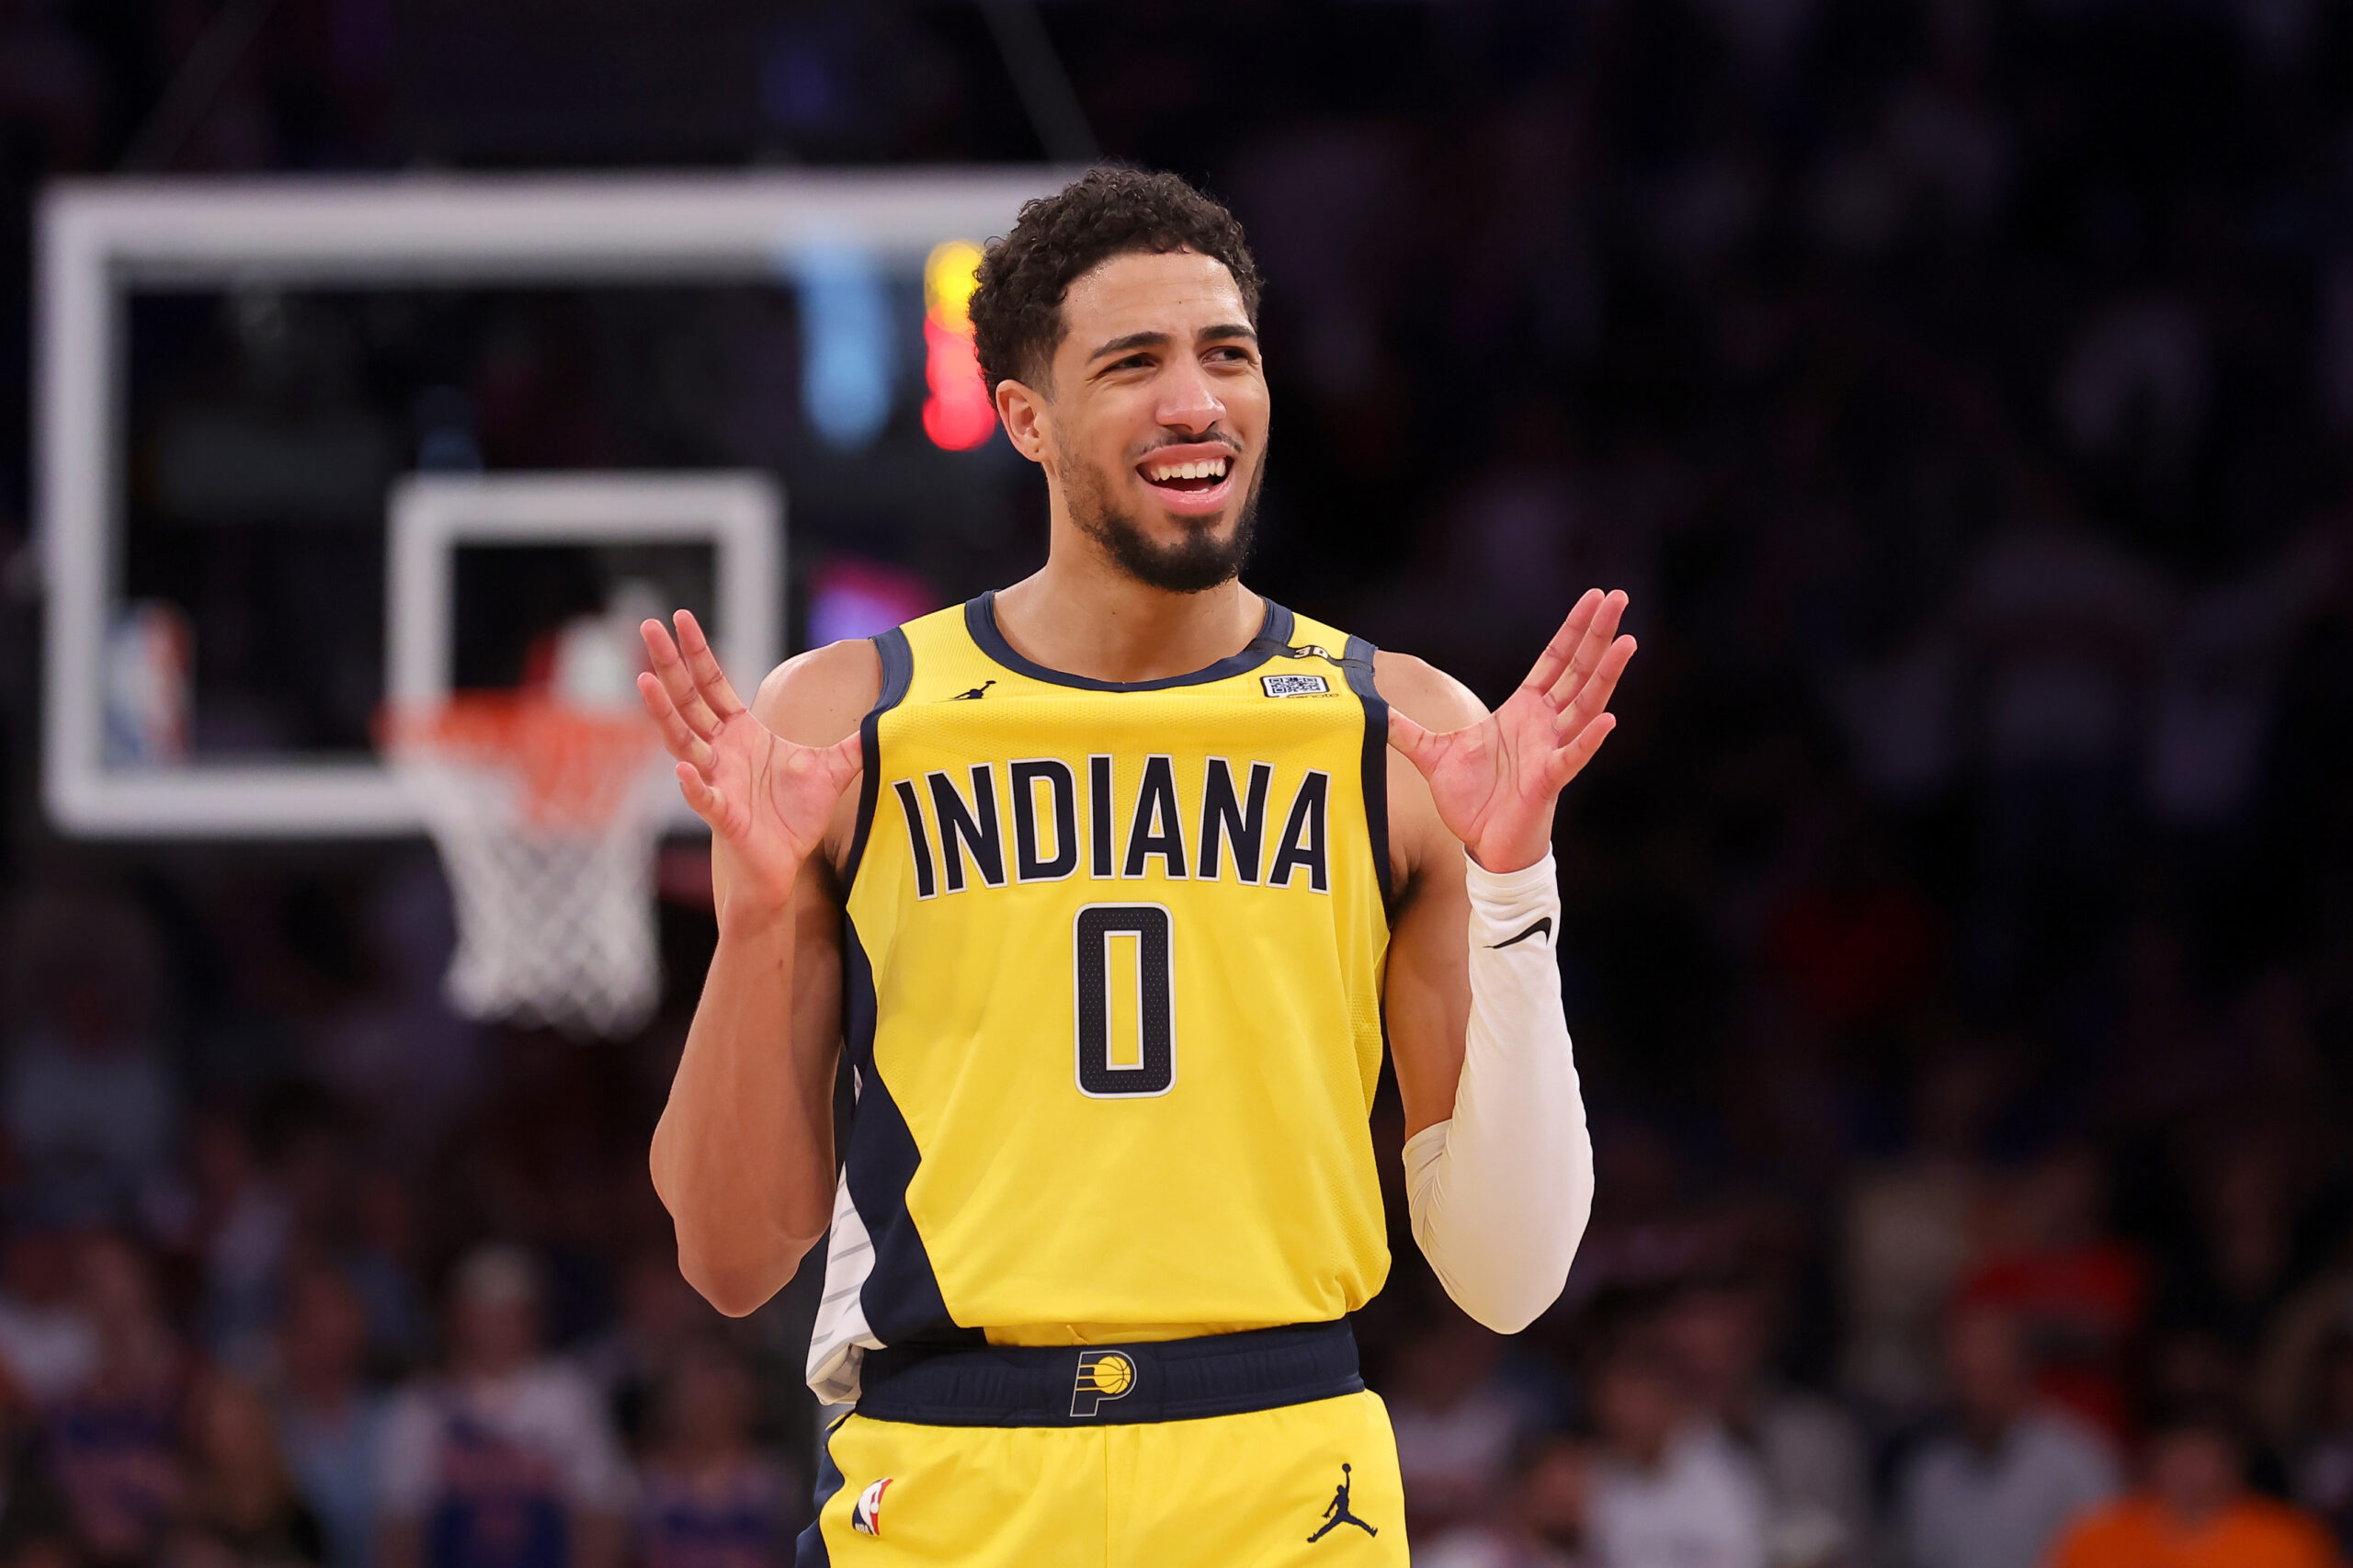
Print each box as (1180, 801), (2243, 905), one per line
(1146, 458), (1229, 483)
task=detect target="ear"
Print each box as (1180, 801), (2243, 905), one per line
(995, 377), (1052, 466)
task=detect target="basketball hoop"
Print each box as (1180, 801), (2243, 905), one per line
(381, 693), (669, 1040)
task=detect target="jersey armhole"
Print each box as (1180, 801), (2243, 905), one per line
(1342, 634), (1396, 925)
(842, 626), (915, 886)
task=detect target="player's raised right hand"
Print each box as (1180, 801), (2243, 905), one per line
(638, 610), (861, 920)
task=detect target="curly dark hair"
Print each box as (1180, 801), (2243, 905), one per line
(969, 167), (1264, 400)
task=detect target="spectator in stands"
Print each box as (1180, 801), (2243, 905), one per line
(1, 895), (178, 1221)
(44, 1233), (188, 1566)
(1839, 1050), (2005, 1417)
(2283, 1327), (2353, 1555)
(187, 1110), (292, 1376)
(0, 1384), (74, 1563)
(576, 1245), (713, 1447)
(1387, 1305), (1545, 1540)
(1954, 1145), (2146, 1439)
(344, 1172), (427, 1369)
(276, 1263), (388, 1568)
(2155, 1135), (2317, 1362)
(2047, 1403), (2335, 1568)
(1896, 1304), (2119, 1568)
(377, 1244), (630, 1568)
(1419, 1436), (1597, 1568)
(631, 1338), (799, 1567)
(1586, 1343), (1768, 1568)
(0, 1226), (97, 1409)
(168, 1369), (325, 1566)
(1655, 1278), (1868, 1567)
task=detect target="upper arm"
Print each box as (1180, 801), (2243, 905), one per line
(1372, 651), (1488, 1138)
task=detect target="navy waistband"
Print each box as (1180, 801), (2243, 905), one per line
(855, 1322), (1363, 1427)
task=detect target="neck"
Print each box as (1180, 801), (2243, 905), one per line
(992, 541), (1263, 686)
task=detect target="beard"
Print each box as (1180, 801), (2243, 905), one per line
(1061, 439), (1265, 595)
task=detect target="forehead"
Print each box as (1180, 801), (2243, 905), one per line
(1057, 248), (1248, 353)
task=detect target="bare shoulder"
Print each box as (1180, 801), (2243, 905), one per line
(1372, 649), (1487, 733)
(750, 638), (882, 748)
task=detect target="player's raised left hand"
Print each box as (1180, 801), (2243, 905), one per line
(1389, 588), (1635, 873)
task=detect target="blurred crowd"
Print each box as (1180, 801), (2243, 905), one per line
(8, 0), (2353, 1566)
(0, 883), (815, 1568)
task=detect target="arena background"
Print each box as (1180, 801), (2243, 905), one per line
(3, 2), (2353, 1565)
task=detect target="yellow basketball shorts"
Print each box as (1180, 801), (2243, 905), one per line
(797, 1324), (1408, 1567)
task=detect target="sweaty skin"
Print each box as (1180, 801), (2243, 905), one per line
(641, 246), (1634, 1315)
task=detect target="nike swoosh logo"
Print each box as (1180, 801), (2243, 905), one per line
(1492, 916), (1552, 949)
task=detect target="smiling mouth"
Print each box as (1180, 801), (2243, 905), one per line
(1138, 453), (1232, 494)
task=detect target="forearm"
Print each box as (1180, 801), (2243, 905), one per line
(651, 902), (835, 1314)
(1404, 852), (1593, 1333)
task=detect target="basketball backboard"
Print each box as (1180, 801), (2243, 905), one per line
(39, 169), (1064, 835)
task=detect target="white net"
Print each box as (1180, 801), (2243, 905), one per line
(387, 698), (670, 1040)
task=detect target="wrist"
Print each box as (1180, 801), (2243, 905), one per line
(715, 887), (797, 944)
(1464, 848), (1557, 896)
(1464, 851), (1560, 944)
(1466, 835), (1552, 875)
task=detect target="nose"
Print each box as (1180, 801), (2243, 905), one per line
(1154, 355), (1227, 437)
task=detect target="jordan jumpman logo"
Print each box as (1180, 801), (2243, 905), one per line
(1307, 1463), (1378, 1542)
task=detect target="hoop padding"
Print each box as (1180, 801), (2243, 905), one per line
(384, 696), (668, 1039)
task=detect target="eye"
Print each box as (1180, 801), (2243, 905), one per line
(1108, 353), (1152, 371)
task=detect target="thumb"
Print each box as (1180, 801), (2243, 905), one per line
(1387, 708), (1439, 772)
(675, 762), (731, 833)
(824, 732), (866, 790)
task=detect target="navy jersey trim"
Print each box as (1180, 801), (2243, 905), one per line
(840, 916), (984, 1355)
(842, 626), (915, 886)
(965, 592), (1297, 692)
(794, 1418), (849, 1565)
(1341, 634), (1395, 922)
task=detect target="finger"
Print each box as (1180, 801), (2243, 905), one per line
(674, 761), (728, 832)
(1386, 707), (1439, 771)
(674, 609), (747, 722)
(1545, 590), (1629, 710)
(822, 731), (866, 789)
(1522, 589), (1605, 697)
(638, 673), (717, 772)
(643, 619), (724, 739)
(1544, 712), (1616, 791)
(1553, 634), (1637, 734)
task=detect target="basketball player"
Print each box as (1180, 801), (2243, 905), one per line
(636, 168), (1632, 1565)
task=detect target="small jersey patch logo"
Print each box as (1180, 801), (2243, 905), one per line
(1262, 673), (1330, 698)
(851, 1478), (891, 1536)
(1070, 1349), (1138, 1417)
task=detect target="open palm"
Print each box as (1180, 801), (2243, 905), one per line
(637, 610), (861, 915)
(1390, 589), (1635, 874)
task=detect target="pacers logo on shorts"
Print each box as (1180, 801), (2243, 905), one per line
(1070, 1349), (1138, 1417)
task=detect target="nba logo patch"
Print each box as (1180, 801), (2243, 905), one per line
(1262, 673), (1330, 698)
(851, 1478), (890, 1536)
(1070, 1349), (1138, 1417)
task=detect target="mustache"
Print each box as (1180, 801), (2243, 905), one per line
(1131, 434), (1245, 459)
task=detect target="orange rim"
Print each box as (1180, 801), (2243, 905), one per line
(379, 694), (660, 828)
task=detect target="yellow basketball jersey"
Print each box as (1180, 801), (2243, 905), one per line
(808, 594), (1393, 1402)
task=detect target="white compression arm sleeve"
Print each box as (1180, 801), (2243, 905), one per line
(1403, 851), (1594, 1333)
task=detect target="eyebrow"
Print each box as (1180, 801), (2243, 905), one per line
(1086, 324), (1260, 363)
